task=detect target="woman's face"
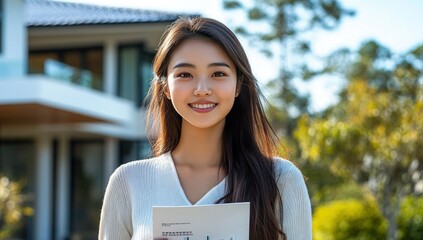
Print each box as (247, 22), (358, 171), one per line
(166, 38), (238, 130)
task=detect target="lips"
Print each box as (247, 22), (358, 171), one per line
(188, 102), (218, 112)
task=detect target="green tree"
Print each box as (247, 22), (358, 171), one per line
(223, 0), (354, 136)
(295, 40), (423, 240)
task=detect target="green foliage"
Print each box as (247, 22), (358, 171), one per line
(0, 176), (33, 239)
(296, 77), (423, 175)
(295, 41), (423, 182)
(224, 0), (354, 136)
(313, 196), (423, 240)
(398, 196), (423, 240)
(223, 0), (243, 9)
(296, 40), (423, 240)
(311, 180), (368, 206)
(248, 7), (267, 20)
(223, 0), (354, 44)
(313, 198), (387, 240)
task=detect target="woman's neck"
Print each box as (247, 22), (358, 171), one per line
(172, 120), (224, 169)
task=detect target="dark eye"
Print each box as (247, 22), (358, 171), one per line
(212, 72), (227, 77)
(177, 72), (193, 78)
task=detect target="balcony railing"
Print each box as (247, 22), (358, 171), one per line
(42, 59), (103, 91)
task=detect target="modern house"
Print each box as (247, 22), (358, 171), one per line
(0, 0), (194, 239)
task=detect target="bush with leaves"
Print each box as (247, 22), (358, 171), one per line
(313, 198), (387, 240)
(0, 176), (33, 239)
(313, 196), (423, 240)
(398, 196), (423, 240)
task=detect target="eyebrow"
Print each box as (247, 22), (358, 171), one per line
(173, 62), (231, 69)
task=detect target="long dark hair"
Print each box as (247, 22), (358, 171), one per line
(146, 17), (286, 240)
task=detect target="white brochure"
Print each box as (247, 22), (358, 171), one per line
(153, 202), (250, 240)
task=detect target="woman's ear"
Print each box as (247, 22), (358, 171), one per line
(161, 77), (171, 100)
(164, 87), (171, 100)
(236, 76), (243, 97)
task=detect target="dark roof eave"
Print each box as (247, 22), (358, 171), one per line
(25, 0), (200, 28)
(26, 19), (185, 28)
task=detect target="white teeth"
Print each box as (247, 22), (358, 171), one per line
(191, 103), (216, 109)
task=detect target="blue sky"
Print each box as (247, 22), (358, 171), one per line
(55, 0), (423, 111)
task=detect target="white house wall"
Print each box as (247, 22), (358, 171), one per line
(0, 76), (142, 126)
(0, 0), (26, 77)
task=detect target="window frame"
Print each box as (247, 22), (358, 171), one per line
(117, 43), (155, 107)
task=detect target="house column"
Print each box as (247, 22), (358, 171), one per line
(35, 135), (53, 240)
(55, 135), (70, 240)
(104, 137), (118, 189)
(104, 40), (117, 96)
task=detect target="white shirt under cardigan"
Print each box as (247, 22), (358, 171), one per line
(99, 152), (312, 240)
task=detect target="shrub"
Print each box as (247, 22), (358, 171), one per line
(398, 196), (423, 240)
(313, 198), (386, 240)
(313, 196), (423, 240)
(0, 176), (33, 239)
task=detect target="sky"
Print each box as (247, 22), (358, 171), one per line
(55, 0), (423, 111)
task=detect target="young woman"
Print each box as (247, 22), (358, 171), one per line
(99, 17), (311, 240)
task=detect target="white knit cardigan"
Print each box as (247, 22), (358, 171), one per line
(99, 152), (312, 240)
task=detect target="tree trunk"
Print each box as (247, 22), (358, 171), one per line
(386, 211), (398, 240)
(380, 180), (403, 240)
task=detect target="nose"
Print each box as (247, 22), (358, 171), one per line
(193, 77), (212, 96)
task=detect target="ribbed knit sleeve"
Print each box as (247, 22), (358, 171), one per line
(99, 166), (133, 240)
(275, 159), (312, 240)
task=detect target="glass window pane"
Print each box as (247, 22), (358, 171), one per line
(87, 49), (104, 90)
(119, 140), (151, 164)
(63, 51), (82, 85)
(119, 140), (137, 164)
(119, 46), (138, 101)
(70, 140), (104, 239)
(63, 51), (81, 69)
(138, 140), (152, 159)
(28, 52), (59, 74)
(140, 52), (154, 105)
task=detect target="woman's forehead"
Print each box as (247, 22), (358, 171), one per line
(168, 38), (235, 69)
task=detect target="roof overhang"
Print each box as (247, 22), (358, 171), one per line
(0, 75), (136, 125)
(0, 103), (107, 124)
(28, 22), (170, 51)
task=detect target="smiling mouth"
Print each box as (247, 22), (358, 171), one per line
(189, 103), (218, 109)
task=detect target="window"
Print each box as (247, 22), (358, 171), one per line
(28, 47), (104, 91)
(0, 140), (36, 239)
(118, 44), (154, 106)
(119, 139), (152, 164)
(70, 140), (104, 239)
